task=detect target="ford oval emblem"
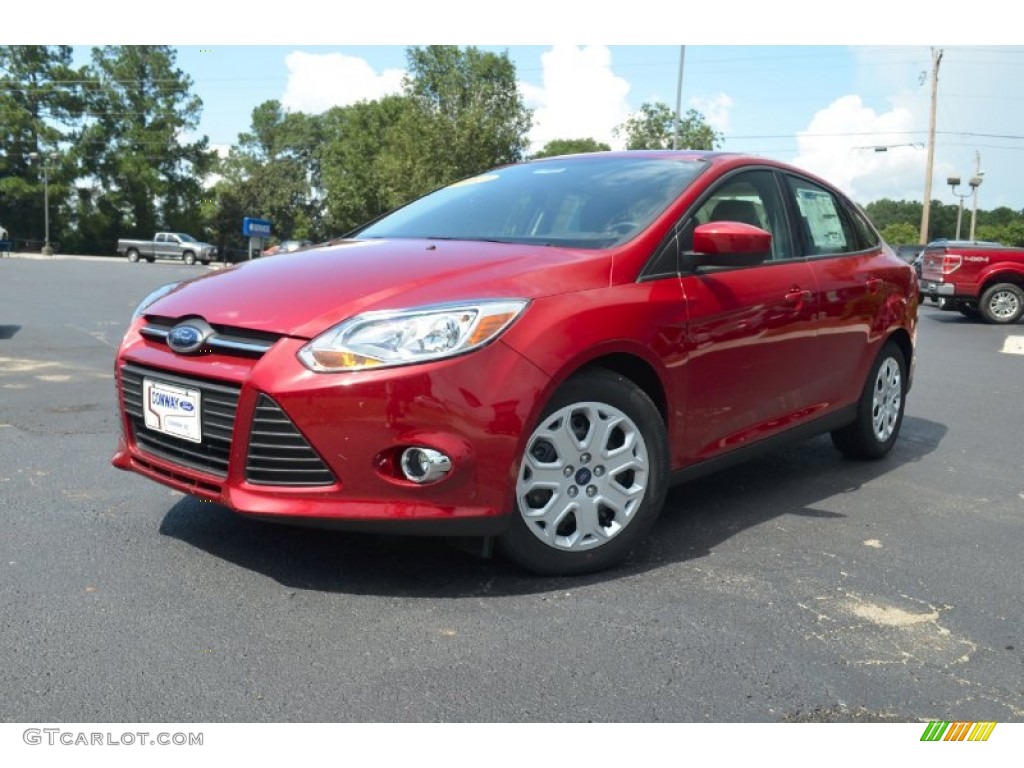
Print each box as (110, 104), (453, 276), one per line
(167, 324), (205, 354)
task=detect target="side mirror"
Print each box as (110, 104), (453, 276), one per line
(688, 221), (771, 268)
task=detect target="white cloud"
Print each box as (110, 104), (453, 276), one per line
(280, 52), (405, 114)
(789, 95), (939, 203)
(520, 46), (632, 152)
(690, 93), (733, 133)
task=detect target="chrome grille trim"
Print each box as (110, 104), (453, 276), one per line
(140, 317), (281, 357)
(245, 394), (335, 487)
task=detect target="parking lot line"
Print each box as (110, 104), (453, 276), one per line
(1000, 336), (1024, 355)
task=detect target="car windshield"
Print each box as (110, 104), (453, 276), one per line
(356, 156), (707, 249)
(176, 233), (197, 243)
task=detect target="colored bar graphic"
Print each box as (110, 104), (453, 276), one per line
(944, 722), (970, 741)
(970, 722), (997, 741)
(920, 721), (996, 742)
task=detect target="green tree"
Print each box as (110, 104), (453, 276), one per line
(384, 46), (533, 200)
(214, 99), (325, 251)
(879, 221), (918, 245)
(864, 198), (965, 243)
(864, 199), (922, 232)
(977, 220), (1024, 247)
(0, 45), (86, 250)
(77, 46), (214, 244)
(532, 138), (611, 159)
(614, 102), (722, 150)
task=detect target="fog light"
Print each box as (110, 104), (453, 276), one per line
(399, 447), (452, 484)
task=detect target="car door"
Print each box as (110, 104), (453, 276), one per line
(782, 173), (890, 410)
(163, 234), (183, 260)
(154, 233), (171, 259)
(676, 169), (820, 462)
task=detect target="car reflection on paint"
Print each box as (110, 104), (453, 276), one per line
(263, 239), (314, 257)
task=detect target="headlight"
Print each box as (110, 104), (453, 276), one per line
(131, 282), (180, 320)
(298, 300), (528, 372)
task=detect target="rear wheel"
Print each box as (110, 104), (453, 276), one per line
(498, 369), (668, 576)
(979, 282), (1024, 324)
(183, 251), (196, 265)
(831, 341), (906, 460)
(126, 249), (140, 263)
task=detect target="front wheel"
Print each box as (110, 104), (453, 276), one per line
(831, 341), (906, 460)
(979, 282), (1024, 324)
(182, 251), (196, 266)
(497, 369), (668, 576)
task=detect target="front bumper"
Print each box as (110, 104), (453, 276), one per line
(112, 323), (551, 533)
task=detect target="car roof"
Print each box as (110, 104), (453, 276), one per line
(524, 150), (839, 192)
(926, 239), (1002, 247)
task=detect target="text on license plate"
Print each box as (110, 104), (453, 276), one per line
(143, 378), (202, 443)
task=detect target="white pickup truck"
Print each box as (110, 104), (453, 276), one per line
(116, 232), (217, 265)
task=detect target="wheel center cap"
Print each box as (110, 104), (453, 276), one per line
(575, 467), (592, 485)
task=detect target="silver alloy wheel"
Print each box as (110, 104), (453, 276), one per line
(988, 289), (1020, 320)
(871, 357), (902, 442)
(517, 401), (649, 552)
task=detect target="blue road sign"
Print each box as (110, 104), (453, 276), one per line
(242, 217), (272, 237)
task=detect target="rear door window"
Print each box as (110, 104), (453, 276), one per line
(784, 176), (859, 256)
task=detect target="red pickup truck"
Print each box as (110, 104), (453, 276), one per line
(919, 239), (1024, 324)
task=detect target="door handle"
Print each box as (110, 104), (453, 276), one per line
(864, 277), (882, 294)
(784, 287), (812, 304)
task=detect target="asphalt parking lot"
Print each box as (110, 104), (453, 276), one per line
(1, 255), (1022, 723)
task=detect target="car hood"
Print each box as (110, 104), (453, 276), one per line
(147, 238), (612, 339)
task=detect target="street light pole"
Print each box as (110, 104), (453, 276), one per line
(28, 150), (59, 256)
(947, 175), (970, 240)
(968, 151), (983, 242)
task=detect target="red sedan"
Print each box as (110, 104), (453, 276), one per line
(112, 151), (917, 575)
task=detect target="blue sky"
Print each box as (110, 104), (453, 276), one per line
(13, 2), (1024, 211)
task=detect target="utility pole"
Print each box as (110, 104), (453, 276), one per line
(672, 46), (685, 150)
(919, 47), (943, 245)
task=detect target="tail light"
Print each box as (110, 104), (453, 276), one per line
(941, 253), (962, 275)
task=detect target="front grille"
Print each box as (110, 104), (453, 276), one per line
(245, 395), (335, 486)
(121, 363), (241, 478)
(140, 316), (282, 358)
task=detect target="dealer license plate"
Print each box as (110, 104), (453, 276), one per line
(142, 378), (202, 443)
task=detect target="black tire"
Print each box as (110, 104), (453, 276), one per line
(126, 249), (140, 263)
(145, 255), (155, 263)
(183, 251), (196, 266)
(497, 369), (669, 576)
(957, 304), (980, 319)
(978, 282), (1024, 324)
(831, 341), (906, 460)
